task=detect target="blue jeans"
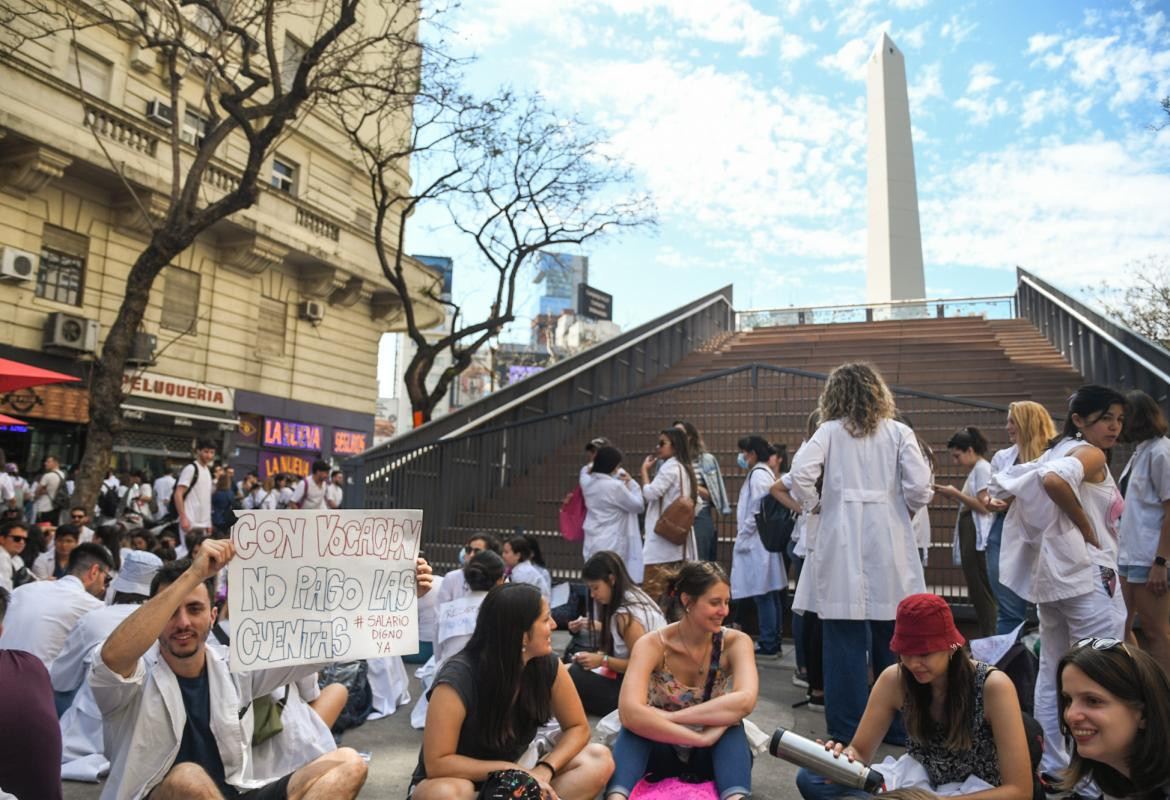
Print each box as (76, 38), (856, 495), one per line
(754, 590), (782, 651)
(796, 768), (871, 800)
(608, 724), (752, 800)
(822, 619), (904, 744)
(788, 540), (806, 670)
(986, 513), (1030, 635)
(693, 506), (718, 562)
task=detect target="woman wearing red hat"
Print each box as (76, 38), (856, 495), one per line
(796, 594), (1034, 800)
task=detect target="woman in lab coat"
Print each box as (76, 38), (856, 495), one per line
(580, 446), (645, 582)
(641, 427), (698, 602)
(731, 435), (787, 658)
(788, 362), (933, 745)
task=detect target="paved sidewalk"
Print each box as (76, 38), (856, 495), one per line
(63, 639), (897, 799)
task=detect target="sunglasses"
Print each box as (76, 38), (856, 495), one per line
(7, 536), (28, 543)
(656, 440), (669, 447)
(1073, 637), (1134, 660)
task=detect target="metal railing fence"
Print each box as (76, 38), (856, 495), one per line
(355, 362), (1022, 602)
(736, 295), (1016, 331)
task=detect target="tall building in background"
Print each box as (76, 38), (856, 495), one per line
(866, 32), (926, 304)
(530, 252), (588, 349)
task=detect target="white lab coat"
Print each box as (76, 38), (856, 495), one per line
(0, 576), (104, 667)
(642, 457), (698, 564)
(249, 676), (337, 783)
(89, 645), (322, 800)
(788, 418), (933, 620)
(730, 464), (786, 599)
(52, 603), (139, 693)
(367, 655), (411, 720)
(581, 471), (645, 581)
(510, 561), (551, 599)
(1118, 437), (1170, 568)
(951, 460), (994, 564)
(989, 437), (1108, 604)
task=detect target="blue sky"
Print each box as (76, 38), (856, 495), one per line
(382, 0), (1170, 393)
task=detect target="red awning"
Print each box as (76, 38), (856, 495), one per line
(0, 413), (27, 426)
(0, 357), (81, 394)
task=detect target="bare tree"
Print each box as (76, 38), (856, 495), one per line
(1090, 255), (1170, 348)
(351, 94), (655, 425)
(1, 0), (432, 510)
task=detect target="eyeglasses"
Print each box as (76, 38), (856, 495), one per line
(1074, 637), (1122, 651)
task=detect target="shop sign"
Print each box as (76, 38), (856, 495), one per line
(263, 418), (322, 451)
(259, 450), (313, 479)
(0, 424), (29, 433)
(332, 429), (369, 455)
(122, 371), (233, 411)
(236, 414), (262, 444)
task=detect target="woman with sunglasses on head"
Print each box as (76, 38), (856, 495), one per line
(1057, 637), (1170, 800)
(569, 551), (666, 716)
(1117, 390), (1170, 676)
(606, 561), (758, 800)
(641, 428), (698, 604)
(409, 583), (614, 800)
(988, 384), (1128, 779)
(979, 402), (1056, 635)
(796, 594), (1033, 800)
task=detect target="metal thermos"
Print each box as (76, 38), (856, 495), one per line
(769, 728), (885, 793)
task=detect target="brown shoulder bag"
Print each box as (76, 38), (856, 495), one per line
(654, 464), (695, 546)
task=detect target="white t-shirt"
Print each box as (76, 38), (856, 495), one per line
(153, 474), (176, 510)
(291, 476), (329, 509)
(0, 473), (14, 506)
(176, 461), (213, 530)
(0, 576), (104, 667)
(35, 469), (64, 514)
(325, 483), (343, 509)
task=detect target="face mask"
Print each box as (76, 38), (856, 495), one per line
(458, 549), (467, 566)
(737, 453), (749, 469)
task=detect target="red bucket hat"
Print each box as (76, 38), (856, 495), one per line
(889, 593), (965, 655)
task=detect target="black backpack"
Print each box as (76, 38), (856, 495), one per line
(97, 483), (121, 519)
(319, 660), (373, 735)
(753, 467), (795, 553)
(50, 470), (71, 511)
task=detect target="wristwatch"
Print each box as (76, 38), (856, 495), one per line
(1155, 555), (1168, 568)
(602, 654), (610, 668)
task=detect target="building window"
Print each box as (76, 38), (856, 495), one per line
(37, 225), (88, 306)
(271, 157), (296, 194)
(180, 109), (209, 145)
(257, 296), (287, 356)
(65, 46), (113, 100)
(161, 267), (201, 333)
(281, 34), (307, 88)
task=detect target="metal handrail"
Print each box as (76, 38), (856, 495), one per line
(736, 293), (1015, 318)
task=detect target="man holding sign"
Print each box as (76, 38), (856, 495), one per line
(90, 536), (433, 800)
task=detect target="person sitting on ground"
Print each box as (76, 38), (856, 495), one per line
(795, 593), (1032, 800)
(580, 446), (646, 583)
(33, 522), (81, 580)
(1056, 638), (1170, 800)
(436, 532), (502, 606)
(568, 550), (666, 717)
(410, 582), (614, 800)
(0, 543), (111, 672)
(91, 539), (434, 799)
(503, 533), (552, 599)
(0, 587), (65, 800)
(607, 561), (759, 800)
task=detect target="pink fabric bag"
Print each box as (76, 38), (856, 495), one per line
(559, 485), (586, 542)
(629, 777), (718, 800)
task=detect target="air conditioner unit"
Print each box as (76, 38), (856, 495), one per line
(145, 99), (173, 126)
(44, 312), (99, 354)
(126, 331), (157, 366)
(0, 247), (36, 282)
(298, 300), (325, 323)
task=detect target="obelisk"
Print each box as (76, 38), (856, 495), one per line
(866, 33), (926, 304)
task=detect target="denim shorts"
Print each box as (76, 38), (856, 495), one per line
(1119, 563), (1151, 583)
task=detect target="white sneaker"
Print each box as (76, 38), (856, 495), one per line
(792, 672), (809, 688)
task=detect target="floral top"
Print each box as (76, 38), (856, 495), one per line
(647, 629), (731, 712)
(906, 661), (1001, 788)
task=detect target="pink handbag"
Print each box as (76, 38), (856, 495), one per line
(559, 485), (586, 542)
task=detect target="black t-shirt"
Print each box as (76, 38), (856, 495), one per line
(174, 665), (235, 797)
(412, 651), (558, 783)
(0, 650), (63, 800)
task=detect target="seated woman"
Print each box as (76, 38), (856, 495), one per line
(796, 594), (1033, 800)
(504, 533), (552, 599)
(409, 582), (614, 800)
(568, 550), (667, 716)
(434, 550), (507, 667)
(607, 561), (758, 800)
(1056, 638), (1170, 800)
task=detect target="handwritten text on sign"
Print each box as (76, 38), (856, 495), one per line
(227, 509), (422, 672)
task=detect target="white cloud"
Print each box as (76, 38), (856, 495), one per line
(891, 0), (930, 9)
(965, 62), (1000, 94)
(1026, 32), (1061, 54)
(908, 62), (943, 113)
(899, 22), (930, 50)
(1031, 26), (1170, 112)
(954, 95), (1009, 124)
(780, 33), (814, 61)
(1019, 87), (1070, 127)
(819, 37), (872, 79)
(939, 14), (977, 45)
(921, 137), (1170, 285)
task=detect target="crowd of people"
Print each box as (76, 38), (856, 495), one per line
(3, 360), (1170, 800)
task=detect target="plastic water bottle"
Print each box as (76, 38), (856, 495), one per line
(769, 728), (885, 792)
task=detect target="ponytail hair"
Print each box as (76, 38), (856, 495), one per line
(660, 561), (729, 622)
(505, 533), (546, 568)
(464, 549), (506, 592)
(946, 426), (989, 456)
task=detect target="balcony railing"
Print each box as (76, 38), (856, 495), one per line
(83, 104), (159, 157)
(736, 295), (1016, 331)
(295, 204), (341, 241)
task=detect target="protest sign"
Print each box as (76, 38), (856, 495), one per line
(227, 509), (422, 673)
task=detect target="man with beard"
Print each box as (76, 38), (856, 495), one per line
(91, 538), (434, 799)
